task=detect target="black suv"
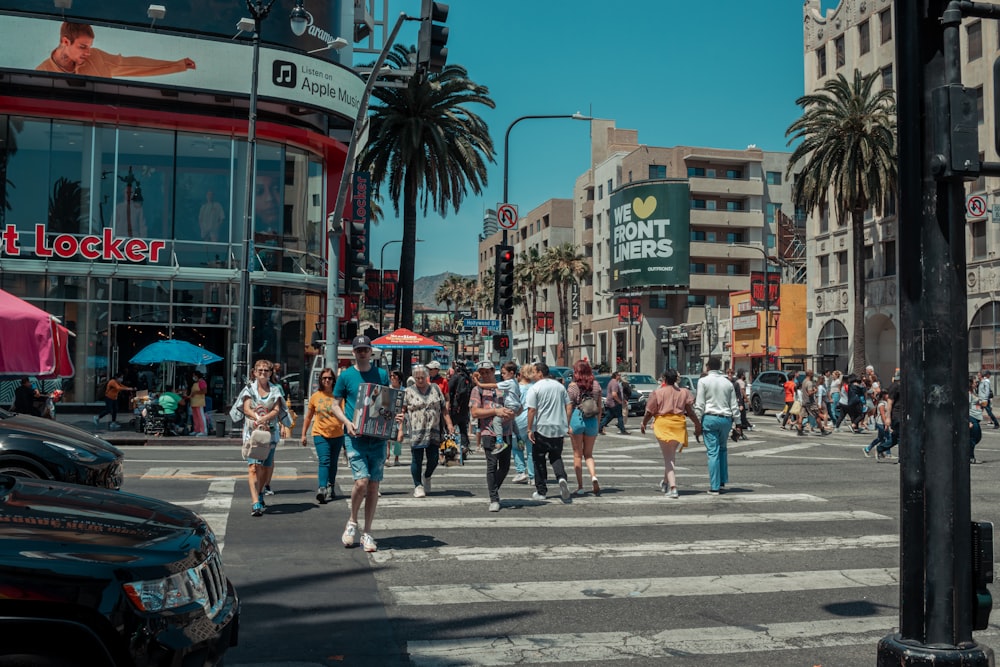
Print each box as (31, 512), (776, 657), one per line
(0, 475), (239, 666)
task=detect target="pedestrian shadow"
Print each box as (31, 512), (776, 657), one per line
(258, 502), (316, 515)
(377, 533), (447, 550)
(824, 600), (896, 617)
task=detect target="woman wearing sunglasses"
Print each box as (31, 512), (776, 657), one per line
(301, 367), (345, 504)
(240, 360), (290, 516)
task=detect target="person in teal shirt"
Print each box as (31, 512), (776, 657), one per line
(157, 387), (184, 416)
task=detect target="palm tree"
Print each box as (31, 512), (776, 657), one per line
(359, 45), (496, 352)
(435, 273), (466, 331)
(544, 244), (590, 365)
(785, 68), (897, 373)
(514, 247), (544, 358)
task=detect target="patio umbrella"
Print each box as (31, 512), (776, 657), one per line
(0, 288), (75, 379)
(371, 328), (444, 350)
(130, 339), (223, 366)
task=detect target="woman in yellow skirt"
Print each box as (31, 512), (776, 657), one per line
(640, 368), (702, 498)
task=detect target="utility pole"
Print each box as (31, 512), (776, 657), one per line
(877, 2), (993, 663)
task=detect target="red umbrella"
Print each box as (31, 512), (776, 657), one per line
(0, 288), (75, 379)
(371, 328), (444, 350)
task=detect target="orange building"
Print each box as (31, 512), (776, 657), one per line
(729, 284), (807, 375)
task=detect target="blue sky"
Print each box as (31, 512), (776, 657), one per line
(365, 1), (837, 278)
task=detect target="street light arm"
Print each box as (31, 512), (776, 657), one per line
(502, 113), (593, 206)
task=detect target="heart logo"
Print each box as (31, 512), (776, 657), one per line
(632, 196), (657, 219)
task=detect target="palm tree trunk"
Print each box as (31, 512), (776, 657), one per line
(850, 208), (867, 373)
(399, 173), (418, 376)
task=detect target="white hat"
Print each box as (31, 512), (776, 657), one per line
(427, 360), (441, 370)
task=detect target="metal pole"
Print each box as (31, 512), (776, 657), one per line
(324, 12), (413, 368)
(379, 239), (402, 334)
(233, 0), (277, 404)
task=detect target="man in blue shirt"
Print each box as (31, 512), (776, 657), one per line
(330, 335), (389, 553)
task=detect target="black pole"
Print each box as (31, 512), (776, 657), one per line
(877, 1), (991, 662)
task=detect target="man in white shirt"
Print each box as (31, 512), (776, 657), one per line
(525, 363), (573, 502)
(694, 357), (740, 495)
(979, 370), (999, 429)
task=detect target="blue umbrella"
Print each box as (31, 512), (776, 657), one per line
(130, 339), (223, 366)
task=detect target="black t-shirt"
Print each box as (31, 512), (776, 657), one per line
(13, 385), (36, 413)
(888, 380), (903, 421)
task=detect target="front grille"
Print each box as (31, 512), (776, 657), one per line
(198, 552), (228, 619)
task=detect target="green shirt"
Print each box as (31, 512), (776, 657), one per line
(158, 391), (182, 415)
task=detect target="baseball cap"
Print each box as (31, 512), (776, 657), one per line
(477, 360), (494, 370)
(351, 335), (372, 350)
(427, 360), (441, 370)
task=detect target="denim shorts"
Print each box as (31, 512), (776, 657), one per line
(247, 443), (276, 467)
(345, 435), (385, 482)
(569, 409), (599, 436)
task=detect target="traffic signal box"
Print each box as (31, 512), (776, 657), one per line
(345, 221), (366, 295)
(494, 244), (514, 315)
(417, 1), (449, 73)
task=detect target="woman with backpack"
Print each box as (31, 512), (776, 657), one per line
(640, 368), (702, 499)
(567, 359), (603, 496)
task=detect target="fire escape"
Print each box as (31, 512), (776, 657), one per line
(774, 208), (807, 284)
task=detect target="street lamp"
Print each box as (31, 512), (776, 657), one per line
(730, 243), (774, 371)
(501, 112), (592, 247)
(379, 238), (423, 333)
(232, 0), (307, 402)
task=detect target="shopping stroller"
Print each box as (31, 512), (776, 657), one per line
(143, 404), (188, 437)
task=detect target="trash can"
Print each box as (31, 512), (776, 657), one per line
(215, 414), (228, 438)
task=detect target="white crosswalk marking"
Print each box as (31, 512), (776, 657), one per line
(364, 437), (907, 665)
(172, 479), (234, 551)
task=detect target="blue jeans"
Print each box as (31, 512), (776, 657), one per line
(701, 414), (731, 491)
(312, 434), (344, 488)
(867, 424), (890, 454)
(410, 444), (440, 488)
(970, 417), (982, 458)
(829, 393), (840, 423)
(600, 403), (625, 432)
(512, 431), (534, 478)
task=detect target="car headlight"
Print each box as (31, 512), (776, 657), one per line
(42, 441), (98, 462)
(123, 555), (226, 617)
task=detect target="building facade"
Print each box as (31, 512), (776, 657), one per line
(0, 3), (360, 406)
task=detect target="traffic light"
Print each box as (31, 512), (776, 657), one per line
(494, 244), (514, 315)
(417, 0), (449, 74)
(345, 220), (366, 294)
(494, 333), (510, 354)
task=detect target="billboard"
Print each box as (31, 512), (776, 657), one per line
(609, 181), (690, 291)
(0, 13), (363, 122)
(749, 271), (781, 310)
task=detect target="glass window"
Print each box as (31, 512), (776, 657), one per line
(115, 127), (175, 246)
(648, 164), (666, 179)
(859, 20), (871, 55)
(765, 171), (782, 185)
(834, 35), (845, 68)
(817, 45), (827, 77)
(3, 117), (59, 238)
(881, 65), (893, 91)
(691, 199), (707, 209)
(706, 200), (717, 211)
(880, 8), (892, 43)
(817, 319), (849, 372)
(838, 251), (849, 283)
(975, 86), (984, 124)
(687, 166), (705, 177)
(725, 232), (744, 244)
(726, 200), (744, 211)
(691, 230), (706, 241)
(597, 184), (603, 199)
(883, 240), (896, 277)
(969, 20), (982, 61)
(690, 262), (706, 274)
(766, 202), (781, 223)
(863, 246), (874, 280)
(174, 132), (234, 268)
(971, 220), (987, 259)
(686, 294), (707, 307)
(607, 178), (613, 193)
(726, 168), (743, 179)
(819, 255), (829, 286)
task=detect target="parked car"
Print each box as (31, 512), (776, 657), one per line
(594, 374), (643, 417)
(679, 374), (701, 394)
(0, 407), (124, 489)
(547, 366), (573, 386)
(620, 373), (660, 416)
(749, 370), (793, 415)
(282, 372), (302, 401)
(0, 474), (240, 666)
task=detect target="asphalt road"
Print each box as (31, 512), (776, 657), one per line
(119, 414), (1000, 667)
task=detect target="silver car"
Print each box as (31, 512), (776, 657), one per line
(620, 373), (659, 417)
(749, 370), (792, 415)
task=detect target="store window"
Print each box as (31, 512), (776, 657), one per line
(817, 319), (849, 372)
(970, 302), (1000, 371)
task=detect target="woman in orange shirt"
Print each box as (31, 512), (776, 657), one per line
(94, 373), (133, 428)
(300, 367), (345, 505)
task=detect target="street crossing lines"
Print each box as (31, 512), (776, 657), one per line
(372, 492), (828, 509)
(405, 616), (899, 666)
(172, 479), (234, 551)
(139, 466), (301, 480)
(386, 567), (898, 606)
(376, 509), (890, 531)
(370, 533), (899, 564)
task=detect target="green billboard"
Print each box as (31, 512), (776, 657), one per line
(609, 181), (690, 291)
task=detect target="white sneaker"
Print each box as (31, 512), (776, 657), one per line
(531, 492), (546, 501)
(361, 533), (378, 552)
(413, 485), (426, 498)
(493, 440), (508, 455)
(668, 487), (679, 499)
(488, 501), (500, 512)
(659, 480), (668, 493)
(512, 473), (529, 484)
(421, 475), (432, 494)
(558, 478), (571, 501)
(341, 521), (359, 547)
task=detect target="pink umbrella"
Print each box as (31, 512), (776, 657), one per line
(0, 288), (75, 379)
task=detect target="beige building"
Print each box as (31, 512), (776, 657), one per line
(571, 121), (794, 375)
(803, 0), (1000, 376)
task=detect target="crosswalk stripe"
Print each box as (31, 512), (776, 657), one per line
(373, 492), (826, 509)
(173, 479), (234, 551)
(405, 616), (898, 665)
(370, 533), (898, 563)
(376, 509), (889, 531)
(387, 566), (898, 606)
(738, 443), (818, 457)
(140, 466), (299, 480)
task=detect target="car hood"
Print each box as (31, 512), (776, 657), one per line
(0, 476), (215, 572)
(0, 412), (123, 458)
(630, 383), (660, 394)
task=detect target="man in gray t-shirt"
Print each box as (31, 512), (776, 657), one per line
(525, 363), (573, 502)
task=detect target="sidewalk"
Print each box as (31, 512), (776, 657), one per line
(64, 413), (301, 447)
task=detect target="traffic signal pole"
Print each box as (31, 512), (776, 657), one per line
(877, 2), (993, 663)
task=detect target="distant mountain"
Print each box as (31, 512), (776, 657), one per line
(413, 272), (475, 309)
